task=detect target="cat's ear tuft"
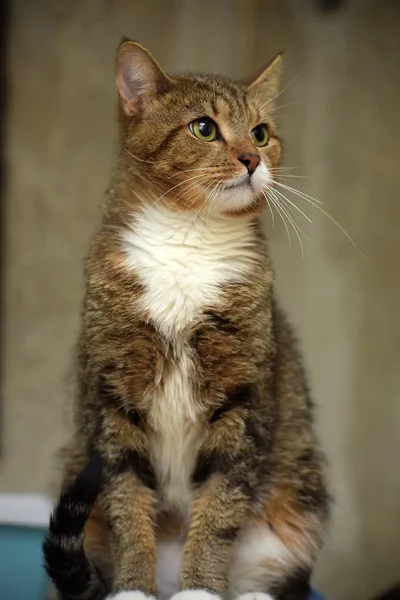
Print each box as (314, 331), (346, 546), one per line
(116, 40), (173, 117)
(244, 53), (284, 105)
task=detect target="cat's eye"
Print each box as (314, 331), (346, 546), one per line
(251, 124), (269, 147)
(189, 117), (218, 142)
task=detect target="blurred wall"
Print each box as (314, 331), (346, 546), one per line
(1, 1), (399, 599)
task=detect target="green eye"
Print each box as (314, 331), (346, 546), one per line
(189, 117), (218, 142)
(251, 124), (269, 147)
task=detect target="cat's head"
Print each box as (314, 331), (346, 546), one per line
(116, 40), (283, 215)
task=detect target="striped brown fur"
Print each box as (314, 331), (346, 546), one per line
(47, 40), (330, 600)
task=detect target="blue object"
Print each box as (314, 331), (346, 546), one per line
(0, 494), (52, 600)
(0, 524), (49, 600)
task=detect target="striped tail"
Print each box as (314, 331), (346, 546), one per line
(43, 453), (108, 600)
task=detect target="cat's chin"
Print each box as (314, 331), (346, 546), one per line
(212, 184), (261, 214)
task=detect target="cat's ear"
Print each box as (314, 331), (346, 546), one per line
(244, 53), (284, 105)
(116, 39), (173, 117)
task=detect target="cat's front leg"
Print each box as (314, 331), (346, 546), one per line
(175, 395), (257, 600)
(102, 467), (157, 597)
(93, 403), (158, 598)
(178, 471), (251, 598)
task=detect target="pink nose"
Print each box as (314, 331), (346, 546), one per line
(238, 153), (261, 176)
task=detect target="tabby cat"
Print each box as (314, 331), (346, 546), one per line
(43, 39), (329, 600)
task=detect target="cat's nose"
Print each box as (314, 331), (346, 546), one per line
(238, 153), (261, 176)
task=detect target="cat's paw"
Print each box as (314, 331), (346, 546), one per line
(237, 594), (274, 600)
(170, 592), (222, 600)
(106, 593), (156, 600)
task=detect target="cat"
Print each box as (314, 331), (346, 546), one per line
(43, 39), (330, 600)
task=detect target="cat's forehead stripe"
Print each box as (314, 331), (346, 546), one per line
(185, 77), (241, 112)
(215, 83), (246, 117)
(216, 83), (257, 125)
(178, 76), (258, 125)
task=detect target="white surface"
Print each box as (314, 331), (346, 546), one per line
(237, 594), (274, 600)
(107, 594), (156, 600)
(0, 494), (53, 527)
(170, 592), (221, 600)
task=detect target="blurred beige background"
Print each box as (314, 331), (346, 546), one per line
(1, 1), (399, 599)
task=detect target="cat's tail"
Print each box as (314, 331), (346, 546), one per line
(43, 453), (108, 600)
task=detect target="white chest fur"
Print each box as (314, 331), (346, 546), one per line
(123, 206), (258, 506)
(148, 338), (202, 507)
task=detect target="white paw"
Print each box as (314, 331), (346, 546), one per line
(106, 593), (156, 600)
(171, 592), (222, 600)
(237, 594), (274, 600)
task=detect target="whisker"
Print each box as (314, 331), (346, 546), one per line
(186, 181), (219, 240)
(269, 189), (304, 258)
(137, 173), (212, 224)
(261, 190), (275, 228)
(164, 180), (218, 245)
(259, 73), (299, 111)
(272, 180), (368, 258)
(206, 181), (223, 220)
(267, 192), (292, 250)
(268, 101), (301, 114)
(272, 165), (302, 171)
(275, 174), (311, 180)
(167, 166), (221, 179)
(125, 148), (160, 165)
(152, 173), (212, 204)
(282, 209), (315, 247)
(173, 177), (212, 203)
(271, 187), (313, 223)
(278, 203), (305, 258)
(273, 180), (322, 204)
(270, 190), (316, 248)
(188, 179), (215, 212)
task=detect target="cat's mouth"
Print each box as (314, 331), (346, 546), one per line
(210, 162), (270, 212)
(222, 174), (252, 190)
